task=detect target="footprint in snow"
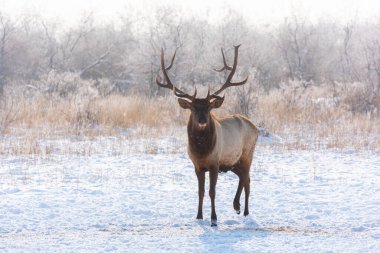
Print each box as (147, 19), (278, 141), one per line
(223, 220), (240, 225)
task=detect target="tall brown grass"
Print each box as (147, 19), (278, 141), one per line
(0, 90), (187, 137)
(1, 80), (379, 151)
(252, 86), (380, 150)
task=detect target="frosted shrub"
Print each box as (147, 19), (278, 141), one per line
(0, 90), (19, 133)
(279, 80), (309, 109)
(340, 82), (379, 115)
(35, 71), (99, 100)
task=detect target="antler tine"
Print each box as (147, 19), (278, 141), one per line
(214, 48), (233, 72)
(156, 48), (175, 89)
(212, 45), (249, 97)
(156, 48), (196, 101)
(165, 49), (176, 70)
(192, 87), (197, 99)
(206, 85), (211, 100)
(205, 84), (226, 101)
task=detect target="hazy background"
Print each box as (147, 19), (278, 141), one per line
(0, 0), (379, 147)
(2, 0), (380, 26)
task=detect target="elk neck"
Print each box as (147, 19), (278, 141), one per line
(187, 113), (217, 158)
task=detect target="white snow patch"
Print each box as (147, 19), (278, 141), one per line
(0, 136), (379, 252)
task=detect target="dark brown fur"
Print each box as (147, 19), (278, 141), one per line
(187, 114), (216, 159)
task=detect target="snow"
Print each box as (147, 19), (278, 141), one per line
(0, 133), (380, 252)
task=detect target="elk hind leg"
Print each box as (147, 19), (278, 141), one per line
(232, 166), (243, 214)
(240, 155), (253, 216)
(243, 176), (250, 216)
(209, 167), (218, 226)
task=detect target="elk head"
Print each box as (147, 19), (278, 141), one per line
(156, 45), (248, 129)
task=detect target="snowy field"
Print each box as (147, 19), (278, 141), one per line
(0, 132), (380, 252)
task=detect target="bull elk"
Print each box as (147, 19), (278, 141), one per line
(156, 45), (258, 226)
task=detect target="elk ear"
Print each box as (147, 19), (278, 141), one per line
(178, 98), (192, 109)
(210, 96), (224, 109)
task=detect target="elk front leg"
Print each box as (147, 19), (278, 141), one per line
(195, 169), (205, 220)
(209, 167), (218, 226)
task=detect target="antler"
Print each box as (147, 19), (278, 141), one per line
(156, 48), (197, 101)
(211, 45), (248, 98)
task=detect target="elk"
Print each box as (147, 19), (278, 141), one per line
(156, 45), (258, 227)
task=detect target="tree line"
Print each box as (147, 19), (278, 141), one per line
(0, 7), (379, 112)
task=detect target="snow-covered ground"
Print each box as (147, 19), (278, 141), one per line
(0, 133), (379, 252)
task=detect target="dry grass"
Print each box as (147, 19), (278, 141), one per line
(1, 93), (187, 135)
(95, 95), (187, 129)
(253, 86), (380, 150)
(1, 80), (379, 153)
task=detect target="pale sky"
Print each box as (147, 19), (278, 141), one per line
(1, 0), (380, 27)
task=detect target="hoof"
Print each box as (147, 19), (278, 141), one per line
(211, 220), (217, 227)
(233, 202), (240, 212)
(244, 210), (249, 216)
(236, 210), (241, 215)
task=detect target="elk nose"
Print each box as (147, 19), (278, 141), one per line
(199, 117), (207, 124)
